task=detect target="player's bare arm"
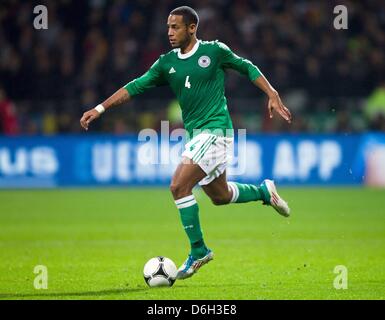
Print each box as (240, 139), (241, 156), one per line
(254, 76), (292, 123)
(80, 88), (130, 131)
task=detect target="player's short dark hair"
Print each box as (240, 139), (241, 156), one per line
(170, 6), (199, 27)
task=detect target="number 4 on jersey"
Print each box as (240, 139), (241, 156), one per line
(185, 76), (191, 89)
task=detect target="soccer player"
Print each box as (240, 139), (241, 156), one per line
(80, 6), (292, 280)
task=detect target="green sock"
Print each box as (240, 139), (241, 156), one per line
(175, 195), (208, 259)
(227, 181), (270, 203)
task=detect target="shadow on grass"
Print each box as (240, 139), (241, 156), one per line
(174, 283), (249, 289)
(0, 287), (147, 299)
(0, 283), (250, 299)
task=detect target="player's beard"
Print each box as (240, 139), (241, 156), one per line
(177, 32), (192, 50)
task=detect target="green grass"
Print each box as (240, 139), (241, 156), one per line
(0, 187), (384, 300)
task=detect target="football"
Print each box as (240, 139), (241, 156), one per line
(143, 256), (177, 287)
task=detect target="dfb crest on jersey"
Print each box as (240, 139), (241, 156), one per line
(198, 56), (211, 68)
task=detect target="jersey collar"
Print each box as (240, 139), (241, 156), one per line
(177, 39), (200, 59)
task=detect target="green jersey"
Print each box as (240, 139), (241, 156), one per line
(124, 40), (262, 138)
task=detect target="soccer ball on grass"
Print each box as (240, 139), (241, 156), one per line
(143, 256), (177, 287)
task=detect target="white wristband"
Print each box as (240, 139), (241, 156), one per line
(94, 104), (105, 114)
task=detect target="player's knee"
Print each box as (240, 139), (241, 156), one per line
(210, 195), (231, 206)
(170, 182), (192, 199)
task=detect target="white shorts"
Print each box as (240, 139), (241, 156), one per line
(182, 133), (234, 186)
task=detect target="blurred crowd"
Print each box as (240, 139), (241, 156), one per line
(0, 0), (384, 135)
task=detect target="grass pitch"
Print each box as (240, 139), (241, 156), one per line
(0, 187), (384, 300)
